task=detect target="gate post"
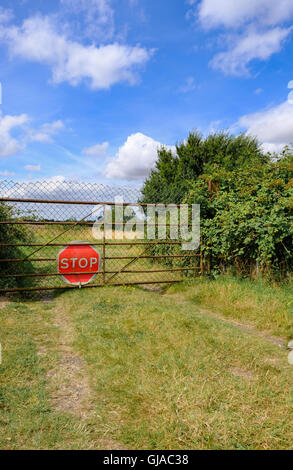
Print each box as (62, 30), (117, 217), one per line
(200, 250), (204, 276)
(200, 237), (204, 277)
(103, 204), (106, 285)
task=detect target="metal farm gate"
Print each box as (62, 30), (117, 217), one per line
(0, 181), (202, 294)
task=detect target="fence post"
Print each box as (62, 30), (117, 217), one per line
(103, 204), (106, 285)
(200, 249), (204, 276)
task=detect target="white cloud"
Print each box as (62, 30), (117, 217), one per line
(211, 27), (291, 76)
(105, 132), (175, 180)
(188, 0), (293, 76)
(178, 76), (197, 93)
(60, 0), (115, 41)
(237, 101), (293, 153)
(0, 112), (65, 157)
(197, 0), (293, 29)
(25, 164), (41, 172)
(261, 143), (286, 153)
(42, 120), (65, 134)
(0, 112), (29, 157)
(0, 170), (15, 176)
(0, 6), (13, 24)
(0, 15), (153, 89)
(28, 120), (65, 143)
(82, 141), (109, 157)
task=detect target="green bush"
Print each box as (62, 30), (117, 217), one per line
(141, 129), (293, 278)
(185, 149), (293, 276)
(141, 131), (267, 204)
(0, 202), (36, 289)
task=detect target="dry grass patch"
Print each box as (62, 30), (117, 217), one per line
(228, 367), (256, 381)
(46, 297), (93, 419)
(0, 296), (10, 310)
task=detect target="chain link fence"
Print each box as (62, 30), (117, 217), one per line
(0, 180), (202, 293)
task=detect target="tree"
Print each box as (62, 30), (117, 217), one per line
(141, 130), (268, 204)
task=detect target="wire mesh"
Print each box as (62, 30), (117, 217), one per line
(0, 180), (201, 292)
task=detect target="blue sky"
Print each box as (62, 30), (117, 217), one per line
(0, 0), (293, 185)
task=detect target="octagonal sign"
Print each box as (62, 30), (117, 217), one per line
(58, 242), (101, 286)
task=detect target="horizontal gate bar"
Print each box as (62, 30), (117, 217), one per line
(0, 267), (200, 278)
(0, 220), (192, 227)
(1, 254), (200, 263)
(0, 241), (184, 247)
(1, 258), (56, 262)
(0, 280), (182, 293)
(0, 220), (94, 225)
(0, 242), (104, 247)
(0, 197), (180, 208)
(106, 254), (200, 259)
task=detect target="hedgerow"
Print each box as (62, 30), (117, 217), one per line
(184, 149), (293, 277)
(141, 130), (293, 278)
(0, 202), (35, 289)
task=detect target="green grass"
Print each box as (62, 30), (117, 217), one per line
(1, 279), (292, 450)
(168, 276), (293, 339)
(0, 298), (94, 449)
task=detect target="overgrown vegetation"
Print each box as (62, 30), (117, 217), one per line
(0, 202), (35, 289)
(169, 276), (293, 339)
(141, 131), (293, 278)
(141, 131), (268, 204)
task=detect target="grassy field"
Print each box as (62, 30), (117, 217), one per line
(169, 276), (293, 339)
(0, 277), (292, 450)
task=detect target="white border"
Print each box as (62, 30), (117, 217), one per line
(57, 240), (102, 286)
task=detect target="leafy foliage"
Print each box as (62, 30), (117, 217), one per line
(0, 202), (35, 289)
(141, 130), (293, 277)
(141, 131), (268, 204)
(185, 148), (293, 276)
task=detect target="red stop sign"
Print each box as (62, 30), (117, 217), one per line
(58, 242), (101, 286)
